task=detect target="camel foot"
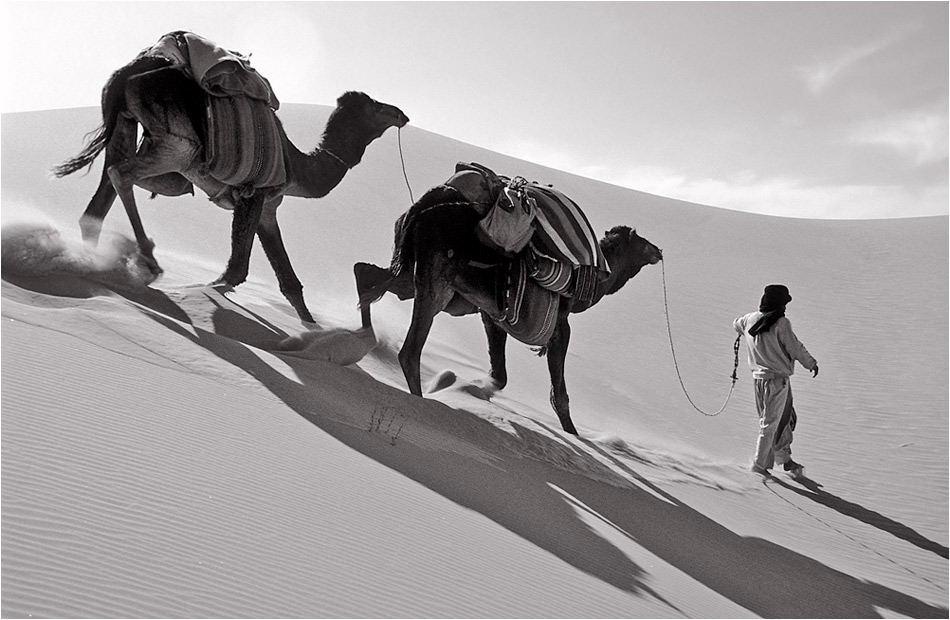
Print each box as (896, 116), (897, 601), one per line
(131, 255), (163, 285)
(142, 259), (164, 281)
(208, 277), (235, 291)
(133, 241), (163, 283)
(79, 215), (104, 245)
(210, 269), (247, 290)
(555, 412), (578, 435)
(560, 420), (579, 436)
(488, 370), (508, 390)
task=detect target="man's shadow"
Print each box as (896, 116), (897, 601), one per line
(767, 475), (948, 559)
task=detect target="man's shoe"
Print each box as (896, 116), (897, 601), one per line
(783, 460), (805, 479)
(751, 464), (771, 475)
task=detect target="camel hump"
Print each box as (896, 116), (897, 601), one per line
(450, 162), (507, 210)
(445, 171), (493, 213)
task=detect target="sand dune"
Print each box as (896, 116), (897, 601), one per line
(2, 107), (946, 617)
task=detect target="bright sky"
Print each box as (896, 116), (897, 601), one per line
(2, 1), (947, 219)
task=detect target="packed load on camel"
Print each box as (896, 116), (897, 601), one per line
(139, 31), (286, 190)
(142, 31), (279, 107)
(446, 162), (610, 305)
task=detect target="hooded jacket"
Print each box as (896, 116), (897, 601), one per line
(734, 312), (817, 380)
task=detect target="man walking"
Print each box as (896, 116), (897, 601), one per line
(734, 284), (818, 478)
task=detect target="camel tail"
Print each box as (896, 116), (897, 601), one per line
(386, 184), (458, 280)
(389, 210), (415, 280)
(51, 55), (173, 178)
(357, 185), (469, 308)
(355, 262), (395, 307)
(51, 126), (109, 177)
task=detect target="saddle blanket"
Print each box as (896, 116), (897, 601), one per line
(525, 184), (608, 273)
(206, 96), (287, 189)
(144, 31), (279, 109)
(523, 184), (609, 303)
(499, 256), (560, 346)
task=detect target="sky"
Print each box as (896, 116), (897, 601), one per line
(2, 1), (947, 219)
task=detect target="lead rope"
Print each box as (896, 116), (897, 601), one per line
(398, 127), (414, 204)
(661, 259), (741, 416)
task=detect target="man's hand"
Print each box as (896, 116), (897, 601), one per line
(811, 364), (819, 378)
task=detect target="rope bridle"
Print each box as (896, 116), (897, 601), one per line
(661, 258), (741, 417)
(317, 147), (353, 170)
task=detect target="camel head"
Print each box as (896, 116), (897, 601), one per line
(602, 225), (663, 269)
(328, 91), (409, 143)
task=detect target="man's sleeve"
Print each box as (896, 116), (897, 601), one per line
(779, 320), (817, 370)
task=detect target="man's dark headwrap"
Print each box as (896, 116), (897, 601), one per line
(749, 284), (792, 337)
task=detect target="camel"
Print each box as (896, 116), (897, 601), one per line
(354, 183), (662, 434)
(53, 51), (409, 323)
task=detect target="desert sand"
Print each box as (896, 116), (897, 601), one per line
(2, 106), (947, 618)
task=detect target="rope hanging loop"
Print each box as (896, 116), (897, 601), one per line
(661, 258), (741, 417)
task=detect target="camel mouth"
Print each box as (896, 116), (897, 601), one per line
(393, 112), (410, 128)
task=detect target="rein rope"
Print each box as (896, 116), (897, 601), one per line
(318, 147), (352, 169)
(398, 127), (414, 204)
(661, 259), (741, 417)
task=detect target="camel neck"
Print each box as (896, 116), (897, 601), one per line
(279, 146), (350, 199)
(600, 252), (646, 298)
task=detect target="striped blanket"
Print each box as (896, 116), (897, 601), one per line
(526, 184), (607, 269)
(522, 184), (609, 303)
(206, 96), (287, 189)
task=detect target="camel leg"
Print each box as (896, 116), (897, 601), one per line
(256, 200), (314, 323)
(354, 262), (397, 329)
(80, 171), (118, 244)
(80, 115), (138, 244)
(399, 267), (454, 397)
(481, 311), (509, 389)
(214, 192), (265, 288)
(107, 135), (198, 277)
(546, 316), (578, 435)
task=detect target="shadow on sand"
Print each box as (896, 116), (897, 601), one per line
(765, 475), (948, 560)
(7, 274), (946, 619)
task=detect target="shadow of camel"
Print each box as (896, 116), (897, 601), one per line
(7, 273), (945, 618)
(765, 475), (948, 559)
(172, 293), (950, 617)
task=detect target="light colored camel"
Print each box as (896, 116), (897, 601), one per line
(55, 54), (408, 322)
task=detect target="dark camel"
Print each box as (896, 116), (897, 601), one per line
(54, 53), (408, 323)
(354, 185), (662, 434)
